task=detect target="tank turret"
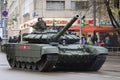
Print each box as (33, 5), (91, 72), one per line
(23, 15), (80, 44)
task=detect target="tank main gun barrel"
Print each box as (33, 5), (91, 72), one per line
(54, 15), (79, 40)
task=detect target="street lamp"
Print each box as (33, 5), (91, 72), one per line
(79, 15), (86, 45)
(78, 15), (82, 44)
(2, 0), (8, 43)
(0, 0), (3, 38)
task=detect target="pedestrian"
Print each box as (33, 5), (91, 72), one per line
(91, 31), (98, 44)
(99, 40), (105, 46)
(87, 39), (93, 45)
(13, 36), (18, 43)
(8, 36), (13, 43)
(81, 35), (87, 45)
(0, 37), (2, 44)
(0, 37), (2, 51)
(18, 30), (21, 43)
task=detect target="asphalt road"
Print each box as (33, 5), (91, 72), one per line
(0, 52), (120, 80)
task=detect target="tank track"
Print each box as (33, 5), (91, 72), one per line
(6, 54), (107, 72)
(6, 54), (58, 72)
(54, 54), (107, 71)
(87, 54), (107, 71)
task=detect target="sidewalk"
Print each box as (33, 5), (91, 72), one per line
(107, 55), (120, 59)
(0, 52), (9, 66)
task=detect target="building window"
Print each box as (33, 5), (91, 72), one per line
(22, 0), (33, 15)
(71, 1), (89, 10)
(46, 1), (65, 10)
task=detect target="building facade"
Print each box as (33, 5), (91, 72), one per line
(7, 0), (100, 37)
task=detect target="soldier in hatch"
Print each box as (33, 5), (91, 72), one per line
(32, 18), (46, 31)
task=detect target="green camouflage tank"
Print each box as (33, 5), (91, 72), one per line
(3, 15), (108, 72)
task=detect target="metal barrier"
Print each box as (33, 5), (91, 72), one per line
(106, 47), (120, 56)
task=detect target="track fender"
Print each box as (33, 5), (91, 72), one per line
(86, 45), (108, 55)
(41, 46), (59, 55)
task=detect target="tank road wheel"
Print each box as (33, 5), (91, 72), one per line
(26, 63), (31, 70)
(16, 62), (21, 69)
(21, 62), (26, 69)
(37, 57), (46, 71)
(6, 55), (12, 67)
(6, 55), (10, 61)
(37, 54), (58, 72)
(31, 63), (37, 71)
(9, 59), (16, 68)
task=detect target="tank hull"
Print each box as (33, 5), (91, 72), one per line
(4, 43), (108, 72)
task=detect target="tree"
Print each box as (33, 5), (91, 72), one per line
(104, 0), (120, 34)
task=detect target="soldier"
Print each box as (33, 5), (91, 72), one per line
(0, 37), (2, 51)
(18, 30), (21, 43)
(0, 37), (2, 49)
(32, 18), (46, 31)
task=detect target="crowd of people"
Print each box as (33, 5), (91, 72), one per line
(81, 32), (120, 47)
(8, 35), (21, 43)
(81, 33), (98, 45)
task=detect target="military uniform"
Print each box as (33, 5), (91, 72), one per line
(32, 19), (46, 31)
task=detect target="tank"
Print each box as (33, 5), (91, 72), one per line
(4, 15), (108, 72)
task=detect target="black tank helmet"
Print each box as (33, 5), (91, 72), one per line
(32, 17), (46, 31)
